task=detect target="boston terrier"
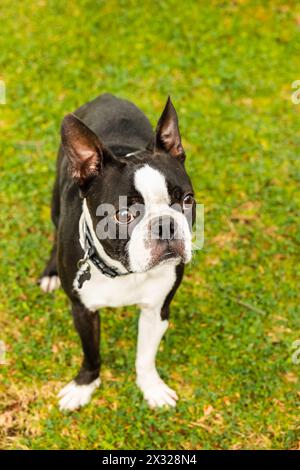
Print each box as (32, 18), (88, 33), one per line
(40, 93), (195, 410)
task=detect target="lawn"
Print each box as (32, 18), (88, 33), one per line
(0, 0), (300, 450)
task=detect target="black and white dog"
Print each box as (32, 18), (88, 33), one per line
(40, 94), (195, 410)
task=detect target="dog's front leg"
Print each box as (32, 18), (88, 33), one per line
(136, 306), (178, 408)
(58, 301), (101, 411)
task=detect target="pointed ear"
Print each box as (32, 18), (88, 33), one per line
(61, 113), (106, 185)
(155, 97), (185, 161)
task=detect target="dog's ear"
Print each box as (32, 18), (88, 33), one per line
(61, 113), (109, 185)
(155, 97), (185, 161)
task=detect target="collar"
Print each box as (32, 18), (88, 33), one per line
(77, 199), (131, 283)
(76, 149), (142, 282)
(107, 144), (142, 157)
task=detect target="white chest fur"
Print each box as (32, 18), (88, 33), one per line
(74, 262), (177, 311)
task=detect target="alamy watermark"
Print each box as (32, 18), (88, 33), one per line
(291, 340), (300, 365)
(93, 199), (204, 250)
(291, 80), (300, 104)
(0, 340), (6, 364)
(0, 80), (6, 104)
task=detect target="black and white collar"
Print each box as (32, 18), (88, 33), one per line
(78, 199), (131, 282)
(76, 149), (143, 285)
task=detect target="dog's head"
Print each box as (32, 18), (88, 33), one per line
(61, 98), (195, 273)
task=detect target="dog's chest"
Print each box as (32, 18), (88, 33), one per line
(74, 262), (176, 311)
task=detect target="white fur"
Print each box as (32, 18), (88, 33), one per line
(134, 164), (170, 206)
(40, 275), (61, 293)
(58, 378), (100, 411)
(74, 258), (177, 311)
(136, 306), (178, 408)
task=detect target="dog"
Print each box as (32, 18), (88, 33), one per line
(40, 93), (195, 410)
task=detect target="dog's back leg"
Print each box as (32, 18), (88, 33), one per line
(39, 167), (61, 292)
(58, 301), (101, 411)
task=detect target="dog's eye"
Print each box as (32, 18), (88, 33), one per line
(183, 194), (194, 210)
(114, 208), (134, 224)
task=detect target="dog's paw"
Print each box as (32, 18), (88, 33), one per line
(58, 378), (100, 411)
(40, 275), (61, 293)
(138, 377), (178, 408)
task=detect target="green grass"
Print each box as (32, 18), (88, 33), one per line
(0, 0), (300, 450)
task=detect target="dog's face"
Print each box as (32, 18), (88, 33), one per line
(61, 98), (195, 273)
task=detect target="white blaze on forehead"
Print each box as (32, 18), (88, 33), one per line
(134, 165), (170, 206)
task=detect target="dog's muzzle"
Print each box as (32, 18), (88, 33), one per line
(148, 215), (186, 266)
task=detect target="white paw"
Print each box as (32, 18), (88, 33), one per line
(40, 275), (61, 293)
(58, 378), (100, 411)
(138, 377), (178, 408)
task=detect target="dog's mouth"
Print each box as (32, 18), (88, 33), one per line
(148, 247), (183, 271)
(160, 250), (179, 262)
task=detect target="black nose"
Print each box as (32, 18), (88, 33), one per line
(151, 216), (176, 240)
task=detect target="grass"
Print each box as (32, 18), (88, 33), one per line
(0, 0), (300, 450)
